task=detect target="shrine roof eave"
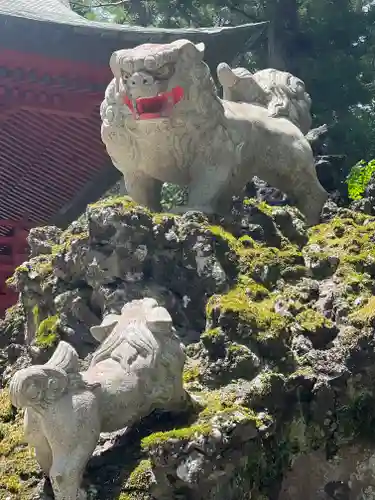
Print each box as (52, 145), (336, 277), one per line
(0, 13), (268, 69)
(48, 163), (122, 229)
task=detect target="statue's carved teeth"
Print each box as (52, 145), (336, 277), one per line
(124, 86), (184, 120)
(131, 99), (139, 119)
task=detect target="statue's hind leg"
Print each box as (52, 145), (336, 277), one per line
(255, 146), (328, 226)
(183, 163), (237, 215)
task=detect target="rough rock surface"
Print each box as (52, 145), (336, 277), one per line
(1, 195), (375, 499)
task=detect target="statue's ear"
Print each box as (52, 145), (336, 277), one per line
(217, 62), (238, 89)
(195, 42), (205, 57)
(90, 314), (120, 343)
(178, 40), (205, 62)
(146, 306), (173, 335)
(109, 51), (121, 79)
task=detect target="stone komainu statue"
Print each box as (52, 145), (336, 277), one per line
(9, 298), (188, 500)
(217, 64), (312, 135)
(100, 39), (327, 226)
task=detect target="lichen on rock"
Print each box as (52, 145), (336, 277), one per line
(2, 195), (375, 499)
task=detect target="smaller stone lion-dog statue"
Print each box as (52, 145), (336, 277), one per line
(9, 298), (188, 500)
(101, 39), (328, 226)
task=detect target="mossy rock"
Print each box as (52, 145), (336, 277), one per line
(0, 391), (41, 499)
(89, 195), (146, 213)
(349, 296), (375, 327)
(309, 215), (375, 279)
(206, 286), (291, 358)
(295, 309), (338, 348)
(239, 244), (304, 287)
(4, 197), (375, 499)
(121, 459), (154, 494)
(141, 390), (266, 450)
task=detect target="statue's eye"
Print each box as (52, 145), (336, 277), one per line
(48, 379), (59, 390)
(25, 384), (39, 400)
(155, 64), (174, 80)
(121, 71), (131, 82)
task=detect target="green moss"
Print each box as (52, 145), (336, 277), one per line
(202, 327), (222, 339)
(349, 296), (375, 327)
(152, 213), (178, 224)
(124, 459), (153, 490)
(206, 287), (290, 345)
(295, 309), (337, 347)
(309, 216), (375, 279)
(35, 315), (60, 348)
(32, 305), (40, 330)
(0, 391), (41, 499)
(239, 243), (304, 286)
(5, 264), (29, 287)
(51, 230), (89, 255)
(141, 390), (263, 450)
(13, 264), (28, 274)
(237, 275), (270, 301)
(89, 195), (144, 211)
(183, 364), (201, 383)
(280, 264), (307, 280)
(0, 391), (14, 423)
(346, 159), (375, 200)
(238, 235), (255, 247)
(207, 225), (241, 253)
(296, 309), (332, 332)
(227, 342), (247, 353)
(242, 198), (273, 216)
(119, 493), (151, 500)
(201, 327), (226, 351)
(141, 423), (213, 448)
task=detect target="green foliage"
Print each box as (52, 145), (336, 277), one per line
(35, 316), (60, 348)
(160, 183), (187, 211)
(346, 159), (375, 200)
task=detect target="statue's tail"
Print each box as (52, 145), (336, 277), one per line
(9, 341), (79, 412)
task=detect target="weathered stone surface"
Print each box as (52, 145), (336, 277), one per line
(9, 298), (188, 500)
(2, 196), (375, 499)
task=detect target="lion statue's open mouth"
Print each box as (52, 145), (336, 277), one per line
(124, 86), (184, 120)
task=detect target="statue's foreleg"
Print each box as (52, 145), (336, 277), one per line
(46, 396), (101, 500)
(24, 408), (52, 475)
(124, 170), (163, 212)
(184, 163), (236, 215)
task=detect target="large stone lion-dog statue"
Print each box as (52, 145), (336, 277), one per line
(9, 298), (188, 500)
(100, 39), (328, 226)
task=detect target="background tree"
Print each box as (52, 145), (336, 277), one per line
(70, 0), (375, 165)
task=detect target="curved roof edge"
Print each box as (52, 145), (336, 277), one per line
(0, 0), (268, 68)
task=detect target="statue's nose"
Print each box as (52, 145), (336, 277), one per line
(128, 72), (154, 88)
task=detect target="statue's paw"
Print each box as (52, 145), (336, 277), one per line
(77, 488), (88, 500)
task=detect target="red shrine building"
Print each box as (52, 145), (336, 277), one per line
(0, 0), (265, 315)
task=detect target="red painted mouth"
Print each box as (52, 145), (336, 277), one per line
(124, 86), (184, 120)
